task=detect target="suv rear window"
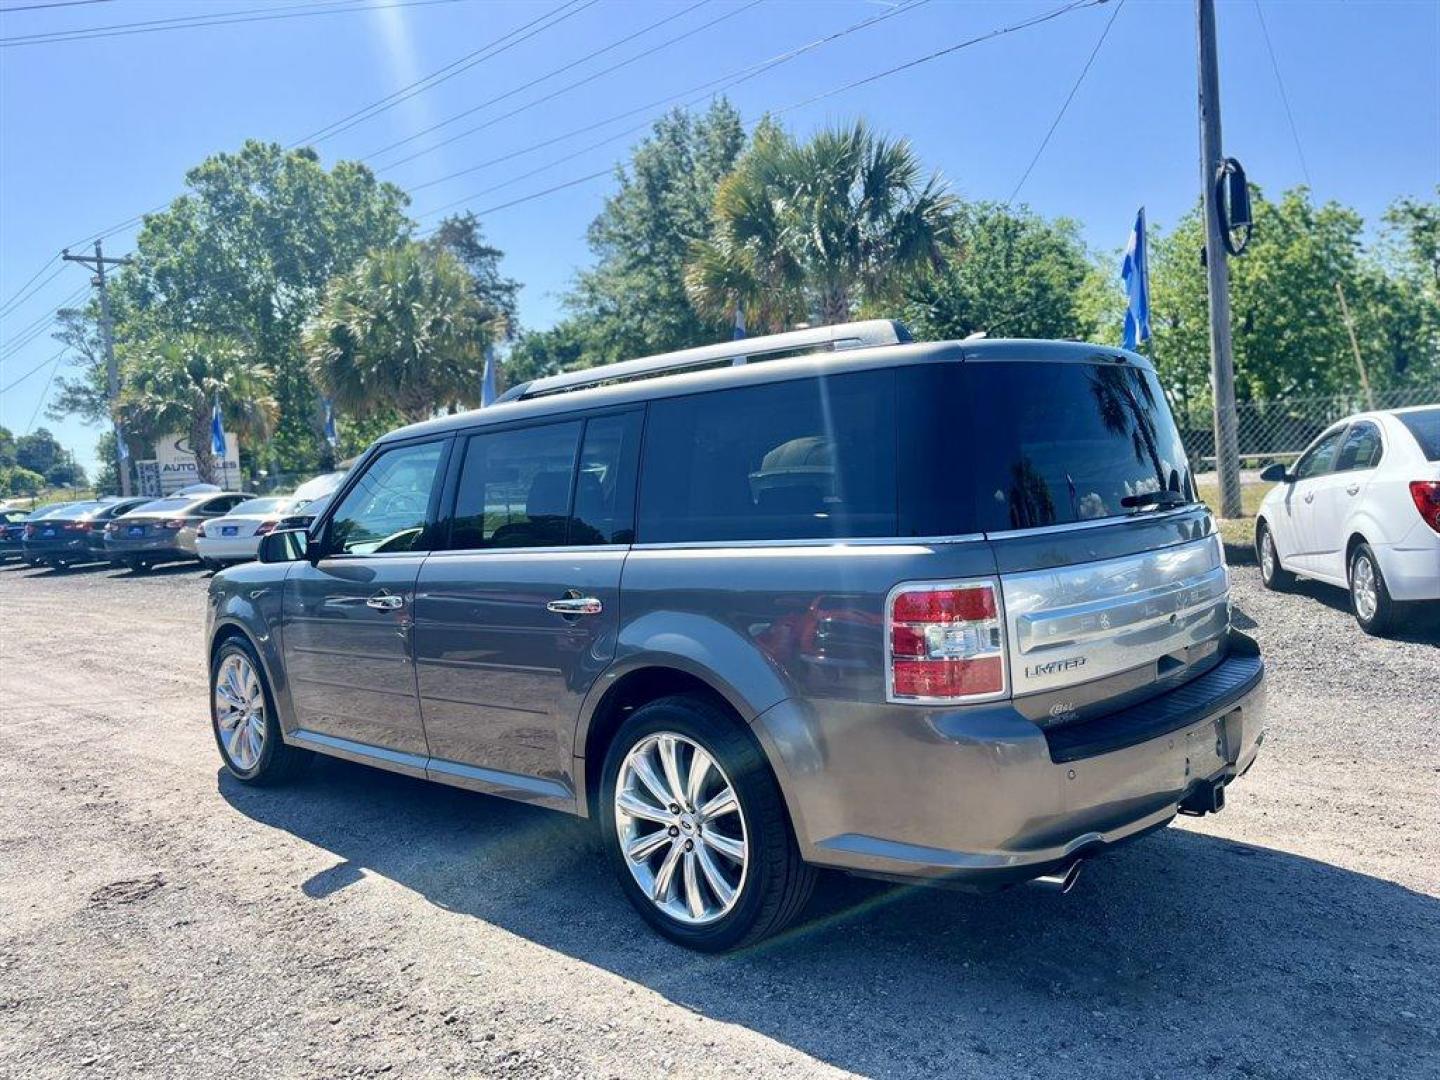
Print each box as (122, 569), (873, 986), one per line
(964, 360), (1195, 531)
(1397, 407), (1440, 461)
(638, 369), (897, 543)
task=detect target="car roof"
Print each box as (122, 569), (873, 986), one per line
(377, 337), (1153, 447)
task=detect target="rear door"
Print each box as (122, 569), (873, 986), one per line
(412, 409), (642, 805)
(282, 438), (449, 758)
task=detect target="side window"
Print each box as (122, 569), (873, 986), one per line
(1336, 422), (1383, 471)
(1293, 427), (1346, 481)
(572, 411), (643, 545)
(638, 370), (897, 543)
(326, 440), (445, 556)
(450, 421), (582, 550)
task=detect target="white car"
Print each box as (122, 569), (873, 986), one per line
(195, 472), (345, 567)
(1255, 405), (1440, 634)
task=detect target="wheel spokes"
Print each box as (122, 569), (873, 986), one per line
(626, 829), (670, 863)
(694, 844), (735, 908)
(616, 791), (670, 825)
(682, 850), (706, 920)
(703, 831), (745, 864)
(652, 839), (683, 902)
(699, 787), (738, 822)
(656, 736), (686, 809)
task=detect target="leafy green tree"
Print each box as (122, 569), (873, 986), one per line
(46, 305), (110, 425)
(0, 425), (15, 469)
(562, 101), (748, 365)
(15, 428), (66, 478)
(426, 212), (521, 337)
(305, 243), (496, 424)
(688, 120), (958, 327)
(506, 320), (592, 385)
(0, 466), (45, 498)
(120, 332), (277, 485)
(110, 141), (411, 471)
(903, 203), (1093, 341)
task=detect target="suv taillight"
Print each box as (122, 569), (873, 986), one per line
(1410, 481), (1440, 533)
(886, 581), (1006, 703)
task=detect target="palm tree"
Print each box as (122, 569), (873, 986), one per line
(121, 332), (276, 485)
(686, 121), (958, 329)
(304, 243), (497, 425)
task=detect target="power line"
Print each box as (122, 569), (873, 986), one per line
(420, 0), (1102, 228)
(292, 0), (590, 147)
(359, 0), (708, 161)
(1006, 0), (1124, 204)
(372, 0), (767, 171)
(1252, 0), (1311, 186)
(406, 0), (931, 198)
(0, 0), (115, 14)
(1, 284), (89, 360)
(0, 0), (467, 48)
(1, 345), (66, 396)
(25, 350), (65, 433)
(0, 258), (62, 318)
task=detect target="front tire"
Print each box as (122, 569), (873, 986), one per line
(1349, 543), (1399, 636)
(599, 695), (815, 952)
(1256, 521), (1294, 591)
(210, 638), (311, 785)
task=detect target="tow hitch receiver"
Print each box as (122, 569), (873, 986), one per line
(1179, 778), (1226, 817)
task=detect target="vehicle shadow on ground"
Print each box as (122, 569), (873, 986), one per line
(220, 760), (1438, 1078)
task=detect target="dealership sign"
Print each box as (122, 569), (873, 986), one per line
(137, 433), (242, 495)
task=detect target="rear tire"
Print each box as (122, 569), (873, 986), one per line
(210, 637), (312, 786)
(1349, 543), (1399, 636)
(599, 694), (815, 952)
(1256, 521), (1294, 591)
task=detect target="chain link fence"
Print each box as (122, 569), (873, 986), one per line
(1176, 386), (1439, 468)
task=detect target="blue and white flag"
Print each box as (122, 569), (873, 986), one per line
(481, 343), (498, 407)
(210, 397), (226, 456)
(1121, 207), (1151, 351)
(732, 303), (747, 341)
(322, 397), (338, 448)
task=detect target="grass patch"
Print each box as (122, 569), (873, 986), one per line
(1196, 480), (1275, 550)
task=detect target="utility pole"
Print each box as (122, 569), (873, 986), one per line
(1196, 0), (1243, 519)
(62, 241), (132, 496)
(1334, 282), (1375, 410)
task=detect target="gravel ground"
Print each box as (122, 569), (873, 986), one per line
(1, 554), (1437, 1080)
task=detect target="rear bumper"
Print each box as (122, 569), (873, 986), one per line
(196, 536), (261, 561)
(22, 537), (94, 559)
(103, 535), (192, 560)
(755, 633), (1266, 887)
(1373, 540), (1440, 602)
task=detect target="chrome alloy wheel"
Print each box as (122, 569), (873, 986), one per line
(214, 654), (266, 772)
(1260, 530), (1276, 580)
(614, 732), (748, 926)
(1352, 553), (1379, 621)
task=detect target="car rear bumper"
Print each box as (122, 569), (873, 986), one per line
(196, 536), (261, 561)
(23, 537), (95, 559)
(1374, 540), (1440, 602)
(104, 535), (191, 560)
(755, 631), (1266, 888)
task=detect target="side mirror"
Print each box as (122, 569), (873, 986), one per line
(258, 528), (309, 564)
(1259, 462), (1290, 484)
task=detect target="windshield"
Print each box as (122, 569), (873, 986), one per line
(966, 361), (1195, 531)
(1397, 407), (1440, 461)
(228, 497), (291, 516)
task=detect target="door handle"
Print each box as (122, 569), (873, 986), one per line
(1346, 484), (1360, 496)
(547, 596), (603, 616)
(366, 593), (405, 611)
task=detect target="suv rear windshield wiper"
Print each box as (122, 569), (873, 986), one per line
(1120, 490), (1191, 511)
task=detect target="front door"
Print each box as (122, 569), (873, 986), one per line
(413, 410), (642, 804)
(282, 438), (449, 757)
(1308, 421), (1383, 583)
(1283, 424), (1347, 574)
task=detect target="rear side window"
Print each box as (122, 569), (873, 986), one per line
(451, 421), (582, 550)
(1397, 407), (1440, 461)
(965, 361), (1195, 531)
(1336, 422), (1383, 471)
(638, 370), (897, 543)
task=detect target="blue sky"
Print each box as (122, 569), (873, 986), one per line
(2, 0), (1437, 475)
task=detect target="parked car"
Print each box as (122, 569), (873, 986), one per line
(9, 503), (82, 565)
(19, 497), (153, 568)
(0, 508), (32, 561)
(195, 473), (345, 569)
(1255, 405), (1440, 634)
(105, 491), (255, 571)
(207, 321), (1266, 951)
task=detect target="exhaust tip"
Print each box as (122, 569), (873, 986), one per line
(1027, 860), (1083, 894)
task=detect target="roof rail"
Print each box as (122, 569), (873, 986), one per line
(496, 319), (912, 404)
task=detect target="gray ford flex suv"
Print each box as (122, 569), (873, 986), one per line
(206, 320), (1266, 951)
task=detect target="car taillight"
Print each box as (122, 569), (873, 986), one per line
(886, 581), (1006, 702)
(195, 523), (207, 538)
(254, 520), (277, 536)
(74, 522), (92, 532)
(1410, 481), (1440, 533)
(104, 521), (120, 534)
(161, 518), (186, 530)
(22, 524), (34, 538)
